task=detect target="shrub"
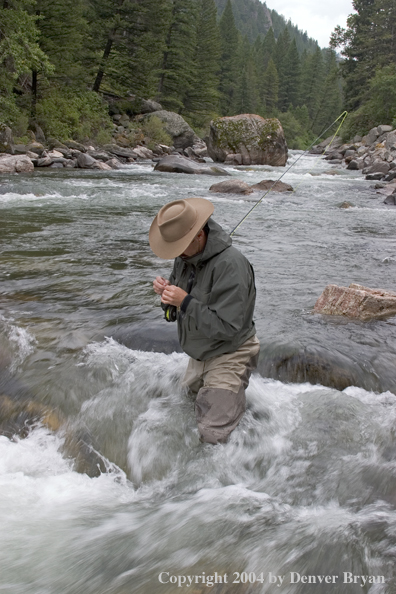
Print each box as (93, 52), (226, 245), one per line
(141, 115), (172, 148)
(35, 88), (113, 141)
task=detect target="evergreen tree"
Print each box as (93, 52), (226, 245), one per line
(0, 0), (50, 123)
(300, 46), (324, 121)
(91, 0), (172, 96)
(260, 27), (276, 70)
(158, 0), (198, 112)
(232, 35), (259, 114)
(183, 0), (221, 126)
(262, 57), (278, 115)
(218, 0), (240, 115)
(330, 0), (396, 110)
(275, 27), (291, 111)
(311, 49), (342, 135)
(281, 38), (301, 108)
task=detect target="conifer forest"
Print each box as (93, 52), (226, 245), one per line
(1, 0), (395, 148)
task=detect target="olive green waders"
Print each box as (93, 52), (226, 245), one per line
(182, 335), (260, 444)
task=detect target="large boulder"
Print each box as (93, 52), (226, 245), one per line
(207, 114), (288, 166)
(145, 110), (200, 149)
(154, 154), (230, 176)
(0, 124), (14, 154)
(314, 283), (396, 321)
(0, 155), (34, 173)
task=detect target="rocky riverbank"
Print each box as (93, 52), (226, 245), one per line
(311, 124), (396, 205)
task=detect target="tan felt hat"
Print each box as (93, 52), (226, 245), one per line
(149, 198), (214, 259)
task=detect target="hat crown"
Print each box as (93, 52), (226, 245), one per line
(157, 200), (197, 243)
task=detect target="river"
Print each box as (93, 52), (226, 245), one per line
(0, 153), (396, 593)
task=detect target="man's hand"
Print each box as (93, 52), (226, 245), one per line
(161, 285), (188, 307)
(153, 276), (170, 295)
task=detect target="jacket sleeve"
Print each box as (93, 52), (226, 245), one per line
(182, 256), (254, 341)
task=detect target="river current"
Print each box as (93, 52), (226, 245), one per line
(1, 153), (396, 593)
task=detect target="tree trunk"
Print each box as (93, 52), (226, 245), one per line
(31, 70), (38, 119)
(93, 35), (115, 93)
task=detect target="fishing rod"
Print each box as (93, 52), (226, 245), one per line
(229, 110), (348, 237)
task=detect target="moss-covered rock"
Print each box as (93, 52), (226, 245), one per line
(207, 114), (288, 166)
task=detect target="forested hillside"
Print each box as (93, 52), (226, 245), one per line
(214, 0), (319, 53)
(1, 0), (342, 149)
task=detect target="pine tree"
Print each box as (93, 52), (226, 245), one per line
(262, 57), (278, 115)
(274, 27), (291, 111)
(218, 0), (240, 115)
(311, 49), (342, 135)
(281, 38), (301, 109)
(158, 0), (198, 112)
(183, 0), (221, 126)
(91, 0), (172, 96)
(232, 35), (259, 114)
(300, 46), (324, 121)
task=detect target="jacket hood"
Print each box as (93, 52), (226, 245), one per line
(182, 218), (231, 266)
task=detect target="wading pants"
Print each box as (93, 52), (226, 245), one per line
(182, 335), (260, 444)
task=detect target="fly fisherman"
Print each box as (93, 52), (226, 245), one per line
(149, 198), (260, 444)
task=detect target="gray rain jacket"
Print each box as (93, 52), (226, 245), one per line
(168, 218), (256, 361)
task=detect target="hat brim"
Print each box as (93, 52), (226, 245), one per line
(149, 197), (214, 259)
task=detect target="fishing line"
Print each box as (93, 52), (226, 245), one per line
(229, 110), (348, 237)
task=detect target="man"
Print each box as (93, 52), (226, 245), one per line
(150, 197), (259, 444)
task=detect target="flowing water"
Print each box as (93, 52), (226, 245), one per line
(1, 154), (396, 593)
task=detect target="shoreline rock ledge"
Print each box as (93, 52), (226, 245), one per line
(207, 114), (288, 166)
(314, 283), (396, 321)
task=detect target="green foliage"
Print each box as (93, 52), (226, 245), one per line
(35, 88), (113, 141)
(218, 0), (240, 114)
(331, 0), (396, 111)
(341, 65), (396, 141)
(278, 107), (316, 149)
(158, 0), (198, 112)
(141, 115), (172, 149)
(183, 0), (221, 127)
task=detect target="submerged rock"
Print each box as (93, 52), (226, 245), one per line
(250, 179), (293, 192)
(207, 114), (288, 166)
(154, 154), (230, 176)
(209, 179), (253, 194)
(314, 283), (396, 321)
(258, 343), (381, 392)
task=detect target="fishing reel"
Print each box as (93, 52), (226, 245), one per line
(164, 304), (177, 322)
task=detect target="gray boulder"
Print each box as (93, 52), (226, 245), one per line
(146, 110), (200, 149)
(385, 132), (396, 151)
(209, 180), (253, 194)
(365, 127), (380, 146)
(141, 99), (163, 114)
(363, 160), (390, 175)
(384, 195), (396, 205)
(0, 124), (14, 154)
(0, 155), (34, 173)
(346, 158), (364, 170)
(378, 125), (393, 136)
(154, 154), (230, 176)
(26, 142), (45, 155)
(250, 179), (293, 192)
(64, 140), (87, 152)
(207, 114), (288, 166)
(76, 153), (99, 169)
